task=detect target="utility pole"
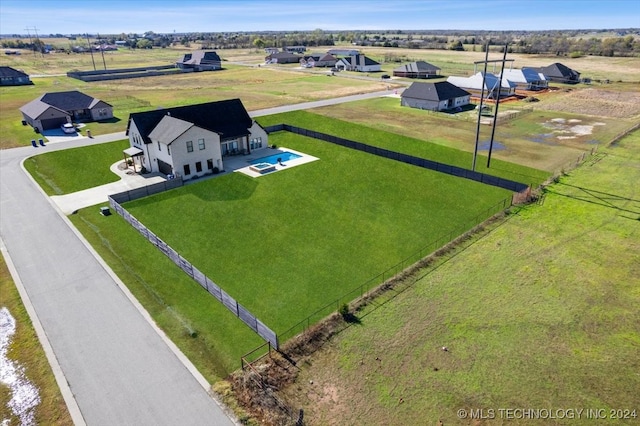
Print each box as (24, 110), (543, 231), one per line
(86, 33), (96, 71)
(24, 27), (35, 58)
(472, 45), (489, 171)
(486, 44), (509, 168)
(472, 44), (513, 171)
(97, 33), (107, 70)
(32, 26), (44, 57)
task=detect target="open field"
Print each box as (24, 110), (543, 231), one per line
(270, 129), (640, 425)
(0, 255), (73, 425)
(257, 103), (635, 174)
(0, 65), (395, 149)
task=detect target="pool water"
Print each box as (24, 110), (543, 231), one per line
(250, 151), (301, 165)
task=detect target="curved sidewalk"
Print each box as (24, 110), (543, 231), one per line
(0, 135), (235, 425)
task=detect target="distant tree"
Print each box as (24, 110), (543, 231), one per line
(136, 39), (152, 49)
(253, 38), (266, 49)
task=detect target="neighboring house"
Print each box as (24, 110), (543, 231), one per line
(393, 61), (441, 79)
(126, 99), (268, 178)
(0, 66), (32, 86)
(20, 91), (113, 132)
(501, 68), (548, 91)
(327, 48), (359, 56)
(265, 51), (301, 64)
(284, 46), (306, 53)
(264, 47), (279, 54)
(401, 81), (471, 111)
(536, 62), (580, 84)
(302, 53), (336, 67)
(176, 50), (222, 71)
(335, 54), (381, 72)
(447, 72), (516, 99)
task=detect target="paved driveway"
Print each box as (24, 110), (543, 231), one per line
(0, 134), (235, 425)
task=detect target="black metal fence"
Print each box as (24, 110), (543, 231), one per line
(264, 124), (528, 192)
(108, 183), (279, 349)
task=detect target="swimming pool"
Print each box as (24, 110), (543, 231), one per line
(250, 151), (301, 165)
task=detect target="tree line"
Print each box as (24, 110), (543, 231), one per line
(2, 29), (638, 57)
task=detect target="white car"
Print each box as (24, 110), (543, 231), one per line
(61, 123), (76, 134)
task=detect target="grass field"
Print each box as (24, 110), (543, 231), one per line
(2, 45), (638, 149)
(122, 131), (514, 335)
(0, 255), (73, 425)
(274, 129), (640, 425)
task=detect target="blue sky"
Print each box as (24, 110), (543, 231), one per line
(1, 0), (638, 35)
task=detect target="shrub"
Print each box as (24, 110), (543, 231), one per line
(339, 303), (349, 318)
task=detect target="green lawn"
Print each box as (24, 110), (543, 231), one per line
(23, 139), (130, 195)
(123, 131), (514, 336)
(22, 113), (548, 379)
(276, 129), (640, 425)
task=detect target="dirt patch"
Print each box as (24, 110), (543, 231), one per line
(539, 87), (640, 118)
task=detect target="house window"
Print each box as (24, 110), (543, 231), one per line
(198, 138), (205, 150)
(183, 164), (191, 175)
(195, 161), (202, 173)
(157, 141), (161, 151)
(186, 141), (193, 152)
(207, 159), (213, 170)
(250, 137), (262, 149)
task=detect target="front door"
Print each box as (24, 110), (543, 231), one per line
(157, 159), (172, 175)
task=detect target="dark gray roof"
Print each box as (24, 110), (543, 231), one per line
(268, 52), (300, 60)
(40, 91), (111, 110)
(402, 81), (470, 101)
(346, 54), (380, 67)
(178, 50), (221, 65)
(537, 62), (580, 79)
(0, 66), (28, 78)
(393, 61), (440, 73)
(128, 99), (253, 143)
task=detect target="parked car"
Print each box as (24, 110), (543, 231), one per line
(61, 123), (76, 134)
(381, 74), (391, 79)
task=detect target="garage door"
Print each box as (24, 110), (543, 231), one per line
(157, 159), (173, 175)
(41, 117), (68, 130)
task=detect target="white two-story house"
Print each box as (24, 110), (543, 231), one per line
(126, 99), (268, 178)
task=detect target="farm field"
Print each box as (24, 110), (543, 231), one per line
(269, 129), (640, 426)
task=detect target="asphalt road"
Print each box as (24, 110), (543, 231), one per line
(0, 134), (235, 425)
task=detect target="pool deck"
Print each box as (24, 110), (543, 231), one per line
(229, 147), (318, 178)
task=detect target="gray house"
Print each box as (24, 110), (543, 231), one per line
(393, 61), (441, 79)
(0, 66), (32, 86)
(265, 51), (301, 64)
(176, 50), (222, 71)
(536, 62), (580, 84)
(502, 68), (548, 91)
(335, 54), (381, 72)
(401, 81), (471, 111)
(20, 91), (113, 132)
(126, 99), (268, 177)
